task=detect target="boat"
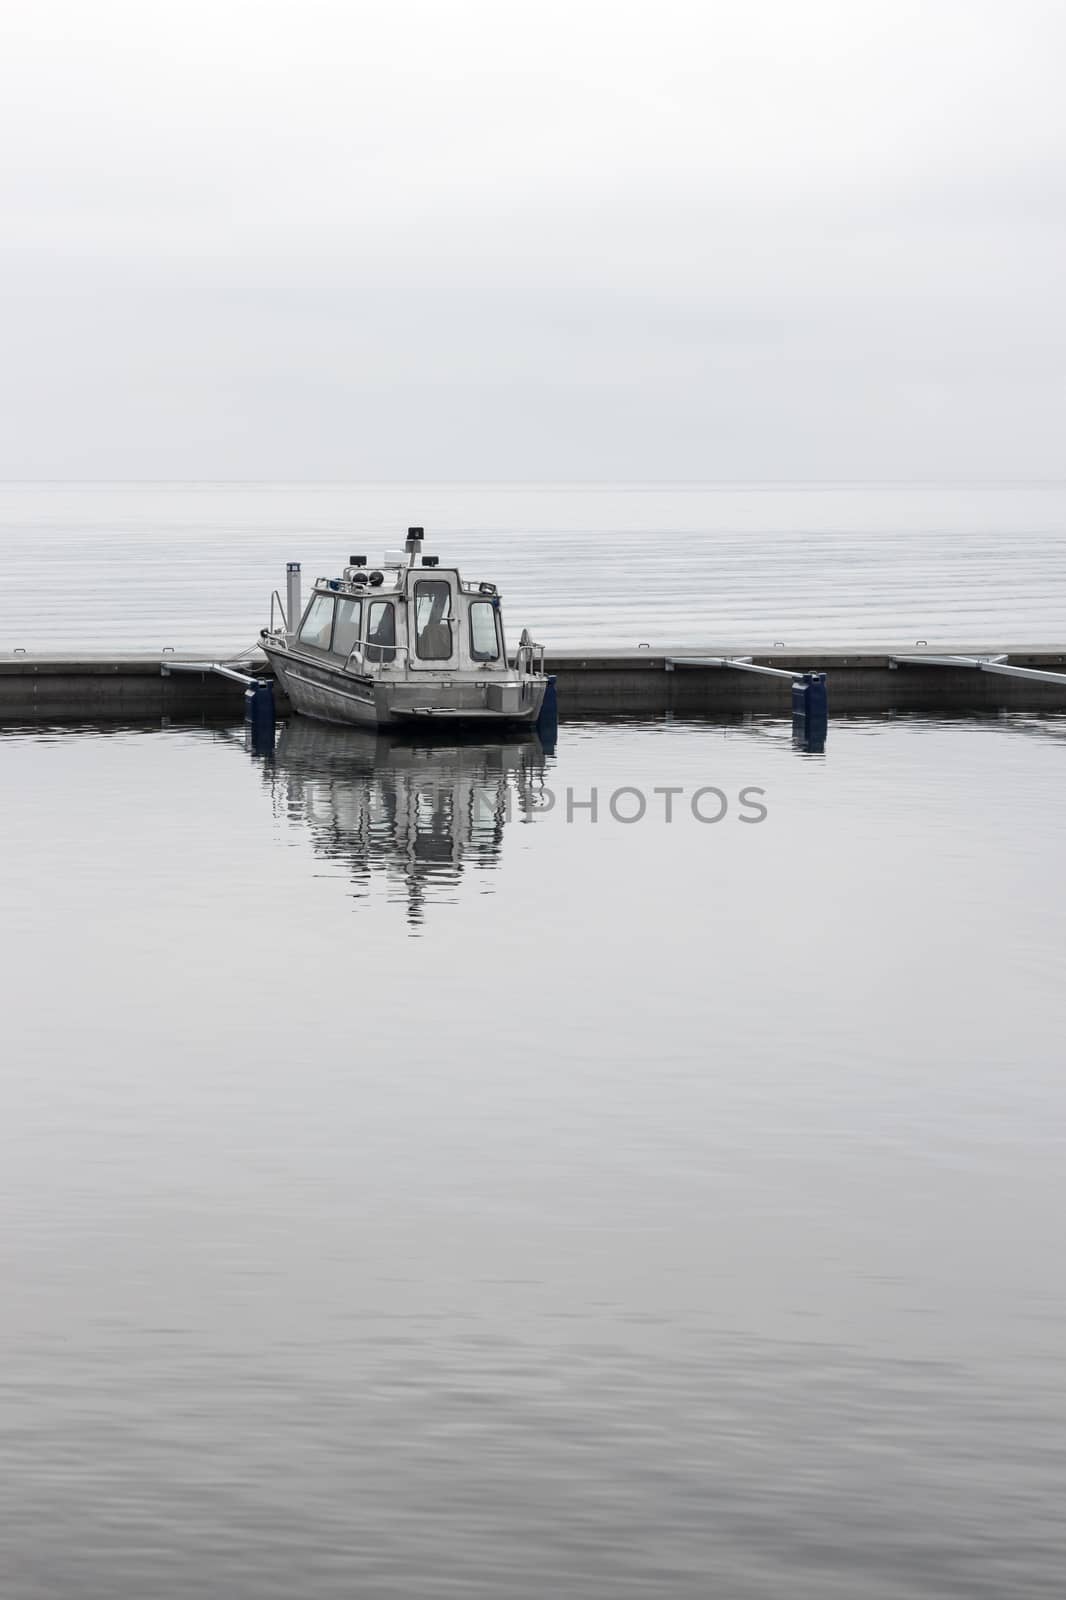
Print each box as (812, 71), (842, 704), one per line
(259, 527), (550, 730)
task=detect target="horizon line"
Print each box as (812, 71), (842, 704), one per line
(2, 477), (1066, 491)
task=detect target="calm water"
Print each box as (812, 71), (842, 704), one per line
(3, 481), (1066, 652)
(2, 710), (1065, 1597)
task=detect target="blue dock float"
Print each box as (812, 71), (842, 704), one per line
(162, 658), (277, 752)
(243, 677), (277, 754)
(535, 674), (558, 751)
(667, 655), (830, 749)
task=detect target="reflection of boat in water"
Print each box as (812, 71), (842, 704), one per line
(262, 719), (550, 925)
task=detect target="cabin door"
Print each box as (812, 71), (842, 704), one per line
(408, 573), (459, 671)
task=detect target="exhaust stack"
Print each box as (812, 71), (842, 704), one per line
(286, 562), (302, 642)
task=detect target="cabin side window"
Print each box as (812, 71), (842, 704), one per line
(469, 600), (500, 662)
(299, 593), (336, 651)
(366, 601), (396, 663)
(331, 597), (362, 659)
(414, 580), (453, 661)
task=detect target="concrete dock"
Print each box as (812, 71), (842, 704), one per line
(3, 646), (1066, 720)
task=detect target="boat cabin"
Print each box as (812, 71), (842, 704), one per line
(292, 531), (510, 677)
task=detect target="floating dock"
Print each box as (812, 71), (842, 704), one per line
(3, 646), (1066, 720)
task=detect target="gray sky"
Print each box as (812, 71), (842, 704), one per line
(2, 0), (1063, 480)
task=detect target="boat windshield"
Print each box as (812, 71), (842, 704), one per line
(414, 581), (453, 661)
(469, 600), (500, 662)
(332, 597), (362, 659)
(299, 593), (335, 651)
(366, 601), (397, 663)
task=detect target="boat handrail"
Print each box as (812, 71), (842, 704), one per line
(514, 639), (546, 677)
(342, 637), (411, 673)
(270, 590), (289, 633)
(340, 615), (459, 673)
